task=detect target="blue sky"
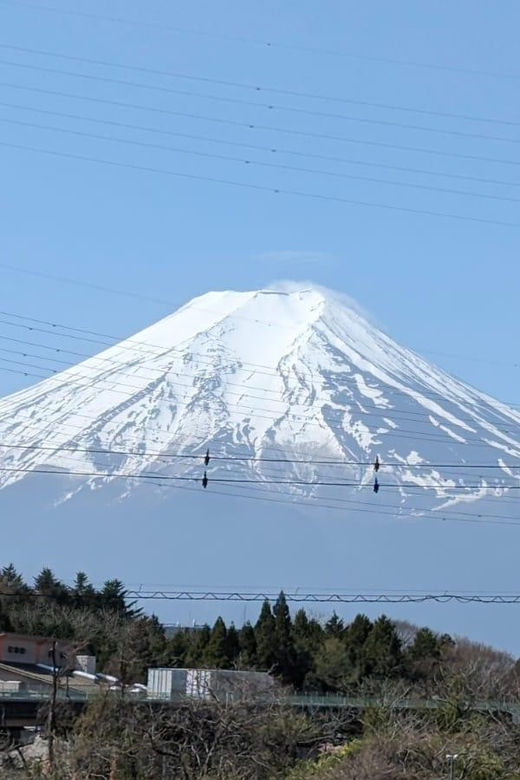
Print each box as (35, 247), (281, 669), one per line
(1, 1), (520, 644)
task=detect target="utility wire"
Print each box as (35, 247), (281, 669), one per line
(5, 140), (519, 228)
(4, 448), (520, 525)
(3, 99), (520, 190)
(0, 464), (519, 491)
(2, 57), (520, 146)
(0, 0), (517, 82)
(4, 79), (520, 169)
(3, 114), (520, 205)
(2, 42), (520, 128)
(31, 449), (520, 521)
(4, 350), (518, 454)
(1, 440), (519, 470)
(0, 342), (520, 450)
(1, 263), (520, 378)
(1, 307), (520, 416)
(2, 356), (519, 452)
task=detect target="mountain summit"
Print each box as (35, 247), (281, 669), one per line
(1, 286), (519, 513)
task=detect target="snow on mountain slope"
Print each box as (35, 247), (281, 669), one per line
(0, 285), (520, 514)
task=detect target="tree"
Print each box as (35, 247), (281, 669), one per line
(166, 629), (189, 668)
(344, 614), (373, 682)
(364, 616), (403, 679)
(238, 622), (257, 668)
(100, 579), (141, 618)
(1, 563), (26, 591)
(314, 637), (352, 691)
(226, 623), (240, 666)
(325, 612), (345, 637)
(34, 567), (66, 595)
(292, 609), (323, 690)
(273, 591), (297, 684)
(204, 618), (231, 669)
(185, 625), (211, 668)
(255, 601), (277, 671)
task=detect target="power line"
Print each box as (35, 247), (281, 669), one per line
(2, 57), (520, 146)
(1, 440), (519, 471)
(1, 261), (520, 379)
(4, 445), (520, 526)
(0, 464), (519, 491)
(2, 306), (520, 418)
(0, 0), (517, 82)
(5, 79), (520, 170)
(3, 99), (520, 190)
(2, 353), (519, 453)
(3, 140), (520, 231)
(1, 313), (519, 446)
(2, 42), (520, 128)
(3, 113), (520, 205)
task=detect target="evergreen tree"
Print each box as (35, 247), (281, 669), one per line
(292, 609), (322, 689)
(185, 625), (211, 667)
(406, 627), (446, 683)
(364, 615), (403, 678)
(325, 612), (345, 637)
(255, 601), (277, 671)
(226, 623), (240, 667)
(238, 622), (257, 668)
(344, 614), (373, 681)
(100, 579), (140, 617)
(33, 567), (69, 604)
(314, 637), (351, 692)
(407, 627), (442, 662)
(166, 629), (189, 668)
(273, 591), (297, 684)
(204, 617), (231, 669)
(1, 564), (27, 591)
(72, 572), (97, 608)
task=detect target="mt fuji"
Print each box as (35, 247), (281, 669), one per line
(3, 284), (520, 649)
(0, 285), (519, 516)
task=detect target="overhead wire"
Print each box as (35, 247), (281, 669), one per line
(2, 99), (520, 190)
(4, 438), (520, 520)
(6, 357), (517, 453)
(1, 43), (520, 132)
(0, 0), (517, 82)
(0, 311), (519, 451)
(1, 263), (520, 379)
(3, 114), (520, 206)
(1, 306), (520, 419)
(0, 464), (520, 492)
(6, 139), (520, 229)
(1, 340), (520, 453)
(2, 57), (520, 146)
(4, 79), (520, 170)
(1, 440), (520, 471)
(2, 350), (520, 453)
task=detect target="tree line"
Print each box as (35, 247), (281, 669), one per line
(1, 563), (454, 692)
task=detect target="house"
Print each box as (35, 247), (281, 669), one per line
(0, 632), (75, 667)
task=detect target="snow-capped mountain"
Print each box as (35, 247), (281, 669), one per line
(1, 285), (520, 515)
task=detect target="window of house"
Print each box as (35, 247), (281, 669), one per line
(7, 646), (27, 655)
